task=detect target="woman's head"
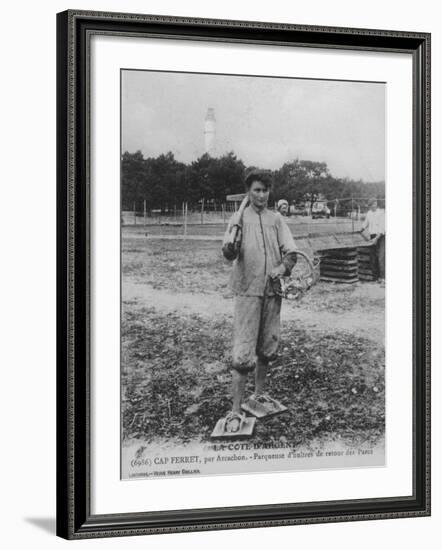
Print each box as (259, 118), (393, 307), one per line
(277, 199), (289, 215)
(244, 168), (272, 191)
(243, 169), (273, 211)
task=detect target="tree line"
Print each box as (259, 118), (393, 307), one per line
(122, 150), (385, 212)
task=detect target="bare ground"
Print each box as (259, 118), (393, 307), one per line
(123, 281), (384, 345)
(122, 236), (385, 448)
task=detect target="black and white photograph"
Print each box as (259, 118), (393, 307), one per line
(121, 69), (386, 480)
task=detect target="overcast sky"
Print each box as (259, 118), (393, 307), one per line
(122, 70), (385, 182)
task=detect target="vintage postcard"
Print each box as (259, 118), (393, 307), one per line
(120, 70), (385, 480)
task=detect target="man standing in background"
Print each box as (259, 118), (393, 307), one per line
(361, 198), (385, 280)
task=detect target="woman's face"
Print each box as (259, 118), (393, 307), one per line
(248, 180), (269, 210)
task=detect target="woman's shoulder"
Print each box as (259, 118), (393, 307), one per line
(260, 208), (278, 220)
(269, 210), (287, 226)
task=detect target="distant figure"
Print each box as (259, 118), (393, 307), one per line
(360, 198), (385, 280)
(277, 199), (289, 217)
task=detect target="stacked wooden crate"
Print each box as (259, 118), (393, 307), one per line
(357, 245), (377, 281)
(297, 232), (378, 284)
(319, 247), (359, 283)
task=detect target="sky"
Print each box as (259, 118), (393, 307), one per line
(122, 70), (385, 182)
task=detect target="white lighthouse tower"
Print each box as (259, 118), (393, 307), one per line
(204, 107), (216, 157)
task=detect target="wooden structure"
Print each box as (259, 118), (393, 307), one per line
(226, 193), (247, 211)
(316, 243), (377, 283)
(292, 233), (378, 284)
(357, 245), (378, 281)
(319, 248), (359, 283)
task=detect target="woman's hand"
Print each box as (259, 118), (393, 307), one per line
(269, 264), (287, 280)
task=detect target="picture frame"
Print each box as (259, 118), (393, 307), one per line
(56, 9), (430, 539)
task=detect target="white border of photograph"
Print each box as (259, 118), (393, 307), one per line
(90, 34), (413, 515)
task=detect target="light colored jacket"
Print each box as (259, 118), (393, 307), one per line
(362, 208), (385, 235)
(222, 206), (297, 296)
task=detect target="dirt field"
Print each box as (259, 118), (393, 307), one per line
(122, 234), (385, 449)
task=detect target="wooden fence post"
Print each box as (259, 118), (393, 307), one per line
(351, 198), (354, 233)
(182, 202), (185, 235)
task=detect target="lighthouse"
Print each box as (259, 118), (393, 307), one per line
(204, 107), (216, 157)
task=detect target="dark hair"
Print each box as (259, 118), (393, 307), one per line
(244, 168), (273, 190)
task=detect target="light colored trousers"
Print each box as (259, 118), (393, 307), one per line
(232, 293), (282, 374)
